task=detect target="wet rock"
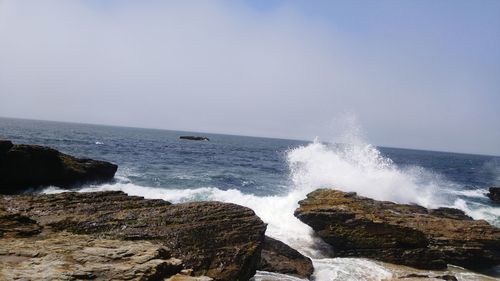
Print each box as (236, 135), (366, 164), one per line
(166, 274), (214, 281)
(0, 232), (183, 280)
(399, 273), (458, 281)
(0, 191), (267, 281)
(487, 187), (500, 202)
(0, 140), (13, 154)
(294, 189), (500, 270)
(0, 140), (118, 194)
(258, 236), (314, 279)
(180, 136), (210, 141)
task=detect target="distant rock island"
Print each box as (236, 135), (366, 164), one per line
(179, 136), (210, 141)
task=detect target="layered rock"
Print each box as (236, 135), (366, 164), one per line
(295, 189), (500, 270)
(258, 236), (314, 279)
(0, 140), (118, 194)
(488, 187), (500, 202)
(0, 191), (267, 280)
(0, 232), (183, 280)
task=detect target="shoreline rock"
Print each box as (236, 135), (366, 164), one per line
(258, 236), (314, 279)
(294, 189), (500, 270)
(487, 187), (500, 202)
(0, 140), (117, 194)
(0, 232), (184, 280)
(0, 191), (267, 281)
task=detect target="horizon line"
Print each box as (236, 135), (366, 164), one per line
(1, 115), (498, 158)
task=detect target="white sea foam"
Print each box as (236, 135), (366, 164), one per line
(42, 129), (499, 280)
(311, 258), (393, 281)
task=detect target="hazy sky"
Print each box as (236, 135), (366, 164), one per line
(0, 0), (499, 155)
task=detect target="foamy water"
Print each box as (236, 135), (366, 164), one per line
(43, 138), (500, 280)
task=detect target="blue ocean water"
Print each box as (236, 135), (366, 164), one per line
(1, 117), (499, 280)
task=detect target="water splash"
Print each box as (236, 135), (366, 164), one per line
(287, 139), (444, 207)
(42, 121), (500, 280)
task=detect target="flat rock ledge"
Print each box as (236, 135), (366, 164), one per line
(0, 191), (267, 281)
(0, 232), (183, 280)
(294, 189), (500, 270)
(0, 139), (118, 194)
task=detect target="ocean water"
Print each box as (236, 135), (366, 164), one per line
(1, 117), (499, 280)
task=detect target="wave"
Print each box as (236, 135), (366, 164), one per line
(42, 134), (500, 280)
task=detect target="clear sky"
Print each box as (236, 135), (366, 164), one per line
(0, 0), (499, 155)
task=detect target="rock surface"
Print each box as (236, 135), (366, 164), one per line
(0, 140), (118, 194)
(398, 274), (458, 281)
(487, 187), (500, 202)
(258, 236), (314, 279)
(0, 232), (183, 280)
(294, 189), (500, 270)
(0, 191), (267, 281)
(166, 274), (214, 281)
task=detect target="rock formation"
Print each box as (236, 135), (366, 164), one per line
(259, 236), (314, 279)
(180, 136), (210, 141)
(295, 189), (500, 270)
(487, 187), (500, 202)
(0, 191), (267, 281)
(0, 232), (184, 280)
(0, 140), (117, 194)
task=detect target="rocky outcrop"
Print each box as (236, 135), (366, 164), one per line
(0, 140), (118, 194)
(295, 189), (500, 270)
(487, 187), (500, 202)
(0, 191), (267, 281)
(180, 136), (210, 141)
(258, 236), (314, 279)
(0, 232), (183, 280)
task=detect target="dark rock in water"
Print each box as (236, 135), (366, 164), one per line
(0, 140), (13, 154)
(399, 273), (458, 281)
(258, 236), (314, 279)
(180, 136), (210, 141)
(0, 191), (267, 281)
(0, 140), (118, 194)
(294, 189), (500, 270)
(487, 187), (500, 202)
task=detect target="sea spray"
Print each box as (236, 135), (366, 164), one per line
(287, 139), (444, 207)
(42, 133), (500, 280)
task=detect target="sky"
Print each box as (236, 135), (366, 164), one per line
(0, 0), (499, 155)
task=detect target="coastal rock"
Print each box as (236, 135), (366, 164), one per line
(294, 189), (500, 270)
(0, 140), (118, 194)
(0, 191), (267, 281)
(0, 232), (183, 280)
(166, 274), (214, 281)
(258, 236), (314, 279)
(487, 187), (500, 202)
(0, 140), (13, 154)
(398, 274), (458, 281)
(180, 136), (210, 141)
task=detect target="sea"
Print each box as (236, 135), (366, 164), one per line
(1, 117), (499, 281)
